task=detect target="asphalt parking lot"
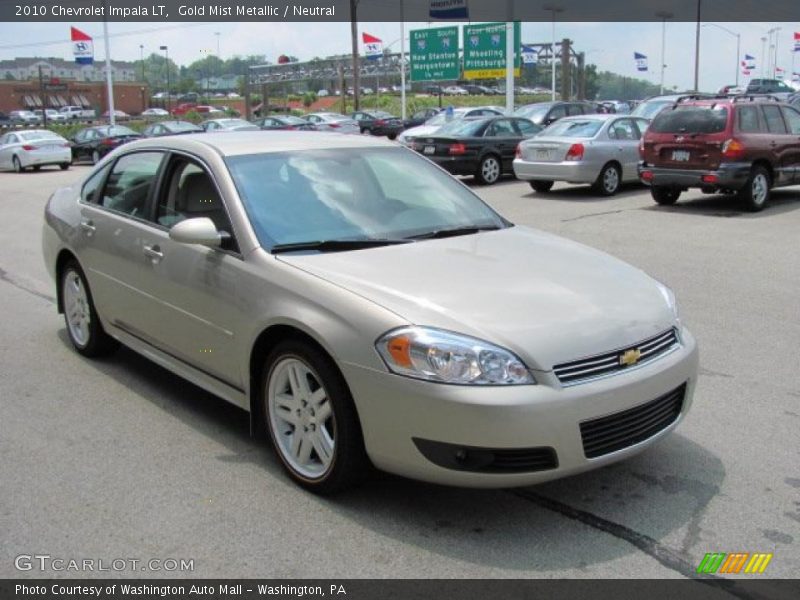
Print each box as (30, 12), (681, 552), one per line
(0, 165), (798, 581)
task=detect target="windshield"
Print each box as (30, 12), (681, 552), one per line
(541, 119), (604, 138)
(514, 104), (551, 120)
(436, 119), (487, 136)
(650, 106), (729, 134)
(226, 147), (507, 249)
(631, 100), (674, 119)
(20, 131), (61, 141)
(103, 126), (137, 137)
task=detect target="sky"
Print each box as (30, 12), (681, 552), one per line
(0, 21), (799, 92)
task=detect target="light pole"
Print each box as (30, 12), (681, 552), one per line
(693, 0), (701, 92)
(159, 45), (170, 113)
(139, 44), (145, 83)
(765, 27), (781, 79)
(656, 11), (673, 94)
(385, 35), (409, 118)
(761, 36), (767, 77)
(543, 5), (563, 101)
(702, 23), (740, 87)
(215, 32), (221, 57)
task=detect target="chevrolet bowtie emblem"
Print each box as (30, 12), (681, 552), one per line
(619, 348), (642, 367)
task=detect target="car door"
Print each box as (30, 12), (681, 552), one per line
(779, 105), (800, 184)
(135, 154), (246, 387)
(484, 118), (522, 171)
(607, 118), (641, 180)
(74, 151), (167, 343)
(760, 104), (793, 185)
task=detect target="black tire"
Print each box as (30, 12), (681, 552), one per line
(651, 186), (681, 205)
(530, 180), (554, 193)
(476, 154), (502, 185)
(593, 162), (621, 196)
(261, 339), (369, 495)
(60, 163), (70, 171)
(738, 165), (771, 212)
(12, 156), (24, 173)
(60, 260), (118, 358)
(33, 165), (41, 172)
(387, 132), (397, 141)
(91, 150), (100, 165)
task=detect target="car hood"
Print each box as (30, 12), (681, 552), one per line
(278, 226), (677, 371)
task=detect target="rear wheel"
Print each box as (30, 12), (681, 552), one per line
(476, 154), (501, 185)
(530, 180), (554, 193)
(12, 156), (24, 173)
(262, 339), (368, 494)
(651, 186), (681, 205)
(593, 163), (621, 196)
(60, 163), (70, 171)
(738, 165), (770, 212)
(61, 260), (118, 357)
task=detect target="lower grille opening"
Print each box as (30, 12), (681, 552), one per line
(413, 438), (558, 474)
(580, 383), (686, 458)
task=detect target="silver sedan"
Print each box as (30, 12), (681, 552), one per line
(303, 112), (360, 134)
(0, 129), (72, 172)
(513, 114), (651, 195)
(42, 132), (697, 494)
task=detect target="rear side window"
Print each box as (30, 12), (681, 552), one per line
(737, 106), (761, 133)
(761, 105), (787, 133)
(649, 106), (729, 134)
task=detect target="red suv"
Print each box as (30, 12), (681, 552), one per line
(638, 96), (800, 211)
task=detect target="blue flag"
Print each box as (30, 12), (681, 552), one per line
(634, 52), (648, 72)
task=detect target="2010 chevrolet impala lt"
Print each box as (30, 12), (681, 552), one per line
(42, 132), (699, 494)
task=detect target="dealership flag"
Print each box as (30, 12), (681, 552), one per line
(742, 54), (756, 70)
(362, 32), (383, 59)
(794, 32), (800, 51)
(522, 45), (538, 64)
(634, 52), (648, 71)
(71, 27), (93, 65)
(429, 0), (469, 19)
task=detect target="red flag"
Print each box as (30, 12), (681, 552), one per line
(71, 27), (91, 41)
(362, 32), (382, 44)
(794, 32), (800, 40)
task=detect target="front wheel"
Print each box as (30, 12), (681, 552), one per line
(651, 186), (681, 205)
(738, 165), (771, 212)
(61, 261), (118, 357)
(530, 180), (554, 193)
(262, 340), (368, 494)
(476, 155), (501, 185)
(91, 150), (100, 165)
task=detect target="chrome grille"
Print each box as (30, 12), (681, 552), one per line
(580, 384), (685, 458)
(553, 328), (679, 386)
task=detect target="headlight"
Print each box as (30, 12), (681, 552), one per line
(656, 282), (680, 323)
(375, 327), (535, 385)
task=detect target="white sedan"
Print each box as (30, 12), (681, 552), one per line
(141, 108), (170, 117)
(33, 109), (68, 123)
(0, 129), (71, 172)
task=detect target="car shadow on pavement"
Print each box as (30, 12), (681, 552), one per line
(57, 331), (725, 574)
(642, 188), (800, 218)
(520, 183), (647, 202)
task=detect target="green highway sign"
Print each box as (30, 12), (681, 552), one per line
(463, 22), (521, 80)
(410, 26), (460, 82)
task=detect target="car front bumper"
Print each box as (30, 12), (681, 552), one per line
(342, 326), (698, 488)
(637, 161), (751, 190)
(513, 158), (599, 184)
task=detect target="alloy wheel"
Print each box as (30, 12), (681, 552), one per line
(267, 357), (335, 479)
(481, 157), (500, 184)
(751, 173), (768, 206)
(63, 269), (91, 347)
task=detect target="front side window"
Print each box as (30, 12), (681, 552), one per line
(99, 152), (164, 218)
(781, 106), (800, 134)
(226, 147), (507, 249)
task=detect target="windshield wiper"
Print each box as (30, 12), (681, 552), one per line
(406, 225), (502, 240)
(271, 238), (412, 254)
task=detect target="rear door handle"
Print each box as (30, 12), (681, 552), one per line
(143, 244), (164, 262)
(79, 219), (96, 234)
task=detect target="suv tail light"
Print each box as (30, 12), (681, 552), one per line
(638, 139), (645, 156)
(565, 143), (585, 161)
(721, 138), (745, 159)
(449, 143), (466, 155)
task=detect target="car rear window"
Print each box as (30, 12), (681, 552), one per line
(649, 106), (729, 134)
(541, 119), (603, 138)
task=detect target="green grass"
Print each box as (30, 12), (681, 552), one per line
(331, 93), (551, 115)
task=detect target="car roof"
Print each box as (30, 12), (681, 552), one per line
(119, 131), (398, 157)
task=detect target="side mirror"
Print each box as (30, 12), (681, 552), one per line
(169, 217), (221, 248)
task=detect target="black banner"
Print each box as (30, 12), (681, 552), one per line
(2, 580), (800, 600)
(1, 0), (799, 22)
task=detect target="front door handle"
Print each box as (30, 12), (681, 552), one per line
(143, 244), (164, 262)
(79, 219), (96, 235)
